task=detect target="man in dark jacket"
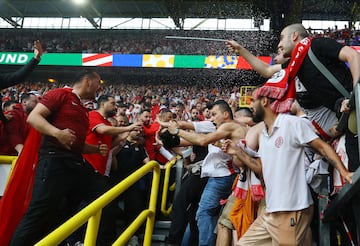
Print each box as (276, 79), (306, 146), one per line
(0, 40), (43, 90)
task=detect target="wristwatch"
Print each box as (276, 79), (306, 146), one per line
(172, 128), (179, 135)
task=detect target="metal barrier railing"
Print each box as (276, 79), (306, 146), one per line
(0, 155), (18, 194)
(160, 148), (193, 217)
(320, 83), (360, 245)
(160, 158), (178, 216)
(35, 160), (161, 246)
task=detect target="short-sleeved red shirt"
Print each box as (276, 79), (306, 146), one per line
(0, 104), (29, 155)
(142, 121), (167, 164)
(40, 88), (89, 154)
(82, 110), (112, 175)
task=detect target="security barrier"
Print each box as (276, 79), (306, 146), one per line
(239, 86), (256, 107)
(319, 83), (360, 245)
(35, 160), (161, 246)
(160, 158), (178, 216)
(0, 155), (17, 195)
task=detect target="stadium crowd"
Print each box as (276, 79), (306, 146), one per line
(0, 29), (277, 55)
(0, 23), (360, 246)
(1, 26), (359, 57)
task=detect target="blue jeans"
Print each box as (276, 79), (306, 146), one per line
(196, 175), (236, 246)
(181, 224), (191, 246)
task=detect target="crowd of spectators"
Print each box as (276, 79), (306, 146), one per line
(2, 26), (359, 57)
(308, 24), (360, 46)
(1, 23), (360, 244)
(0, 81), (242, 113)
(0, 29), (276, 56)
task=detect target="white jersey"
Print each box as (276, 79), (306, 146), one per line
(258, 114), (318, 213)
(193, 121), (237, 178)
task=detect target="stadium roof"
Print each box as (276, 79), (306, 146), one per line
(0, 0), (358, 29)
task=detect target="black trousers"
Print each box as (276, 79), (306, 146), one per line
(167, 172), (208, 245)
(68, 161), (116, 246)
(345, 131), (360, 244)
(10, 153), (115, 246)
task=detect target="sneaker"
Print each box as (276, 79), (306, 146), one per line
(127, 235), (139, 246)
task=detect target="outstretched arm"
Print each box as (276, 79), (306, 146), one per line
(95, 121), (142, 135)
(226, 40), (281, 78)
(309, 138), (353, 183)
(168, 121), (230, 146)
(0, 40), (44, 89)
(338, 46), (360, 87)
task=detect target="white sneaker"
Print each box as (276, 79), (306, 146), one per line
(127, 235), (139, 246)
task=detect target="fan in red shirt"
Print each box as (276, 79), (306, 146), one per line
(83, 95), (142, 175)
(6, 69), (109, 246)
(0, 93), (39, 155)
(139, 108), (175, 165)
(78, 95), (142, 242)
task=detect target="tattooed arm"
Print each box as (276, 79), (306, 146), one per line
(222, 139), (263, 178)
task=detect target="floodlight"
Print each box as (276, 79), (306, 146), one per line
(72, 0), (86, 5)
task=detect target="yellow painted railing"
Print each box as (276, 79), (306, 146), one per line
(35, 160), (161, 246)
(0, 155), (18, 164)
(160, 157), (179, 216)
(0, 155), (18, 189)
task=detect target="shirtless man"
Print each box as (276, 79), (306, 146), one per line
(168, 99), (247, 246)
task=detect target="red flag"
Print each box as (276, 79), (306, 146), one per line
(236, 56), (272, 70)
(0, 128), (41, 245)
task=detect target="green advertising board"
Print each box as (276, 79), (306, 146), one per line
(0, 52), (82, 66)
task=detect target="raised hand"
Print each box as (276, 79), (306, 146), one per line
(129, 121), (143, 131)
(168, 120), (179, 135)
(98, 143), (108, 156)
(226, 40), (243, 54)
(221, 139), (238, 155)
(33, 40), (44, 61)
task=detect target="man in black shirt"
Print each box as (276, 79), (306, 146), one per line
(110, 127), (149, 244)
(227, 24), (360, 112)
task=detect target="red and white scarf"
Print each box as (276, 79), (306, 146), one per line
(233, 169), (265, 201)
(254, 37), (312, 113)
(232, 139), (265, 201)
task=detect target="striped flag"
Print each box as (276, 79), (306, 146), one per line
(82, 53), (112, 66)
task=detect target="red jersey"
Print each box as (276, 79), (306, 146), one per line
(151, 104), (160, 121)
(0, 104), (30, 155)
(142, 121), (167, 164)
(40, 88), (89, 154)
(82, 111), (112, 175)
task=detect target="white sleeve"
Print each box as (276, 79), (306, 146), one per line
(159, 146), (175, 161)
(294, 117), (319, 145)
(193, 121), (216, 133)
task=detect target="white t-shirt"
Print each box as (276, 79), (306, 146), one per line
(258, 114), (318, 213)
(193, 121), (216, 133)
(193, 120), (237, 178)
(296, 78), (338, 137)
(304, 106), (338, 137)
(104, 149), (113, 177)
